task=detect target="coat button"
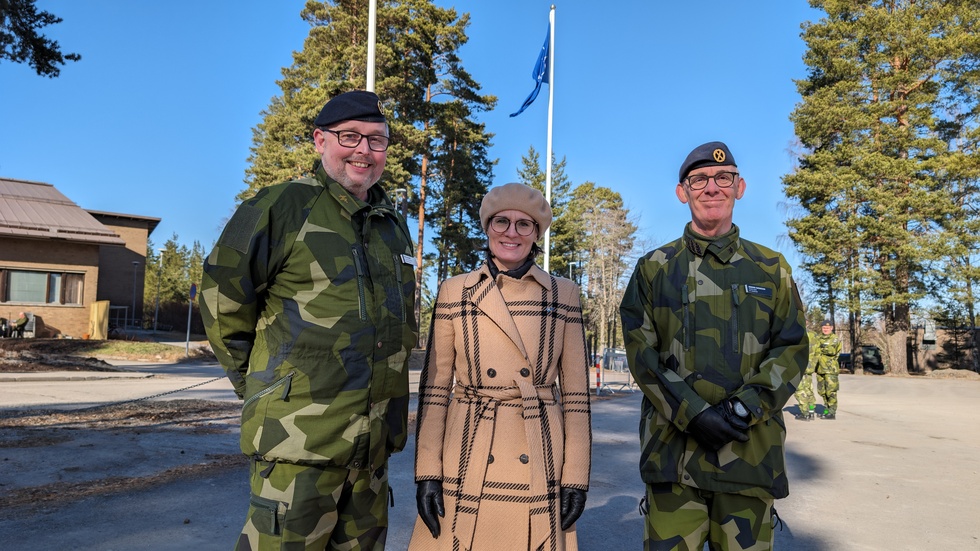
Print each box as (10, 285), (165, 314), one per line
(520, 368), (530, 377)
(487, 368), (497, 378)
(352, 461), (362, 469)
(519, 454), (529, 464)
(488, 454), (494, 464)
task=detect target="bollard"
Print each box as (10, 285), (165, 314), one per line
(595, 362), (602, 396)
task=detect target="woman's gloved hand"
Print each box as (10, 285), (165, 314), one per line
(560, 487), (587, 530)
(416, 479), (445, 538)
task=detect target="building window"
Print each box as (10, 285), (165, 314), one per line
(0, 269), (85, 305)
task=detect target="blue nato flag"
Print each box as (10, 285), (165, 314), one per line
(509, 23), (551, 117)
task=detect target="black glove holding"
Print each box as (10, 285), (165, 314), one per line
(688, 403), (749, 451)
(719, 399), (751, 432)
(416, 480), (445, 538)
(559, 487), (587, 531)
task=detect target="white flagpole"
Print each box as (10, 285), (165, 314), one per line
(544, 4), (555, 273)
(366, 0), (377, 91)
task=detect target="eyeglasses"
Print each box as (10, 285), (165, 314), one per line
(322, 129), (390, 152)
(685, 171), (739, 190)
(489, 216), (537, 236)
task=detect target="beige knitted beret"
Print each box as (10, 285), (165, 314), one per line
(479, 182), (553, 235)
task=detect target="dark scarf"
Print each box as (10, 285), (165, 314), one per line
(486, 254), (536, 280)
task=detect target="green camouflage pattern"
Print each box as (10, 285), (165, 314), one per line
(794, 330), (818, 412)
(620, 224), (808, 499)
(201, 162), (418, 472)
(812, 332), (841, 374)
(816, 372), (839, 414)
(238, 459), (389, 550)
(812, 331), (841, 414)
(643, 482), (775, 551)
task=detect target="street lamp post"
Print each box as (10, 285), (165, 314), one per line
(392, 188), (408, 217)
(153, 248), (165, 333)
(131, 260), (140, 329)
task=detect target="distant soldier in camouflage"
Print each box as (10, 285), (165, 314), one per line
(813, 319), (842, 419)
(620, 141), (808, 551)
(201, 90), (418, 551)
(794, 328), (819, 420)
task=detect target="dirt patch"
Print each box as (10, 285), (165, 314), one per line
(0, 399), (242, 430)
(0, 399), (244, 519)
(0, 453), (247, 517)
(924, 368), (980, 380)
(0, 338), (212, 372)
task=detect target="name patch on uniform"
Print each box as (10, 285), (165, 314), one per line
(745, 284), (772, 298)
(400, 254), (418, 267)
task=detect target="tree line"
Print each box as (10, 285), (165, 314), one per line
(24, 1), (974, 372)
(784, 0), (980, 374)
(138, 1), (641, 356)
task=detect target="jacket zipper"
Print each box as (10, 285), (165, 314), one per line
(242, 371), (295, 410)
(681, 284), (691, 350)
(731, 284), (740, 354)
(351, 245), (368, 321)
(393, 254), (406, 322)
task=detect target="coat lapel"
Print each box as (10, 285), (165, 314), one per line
(463, 264), (535, 361)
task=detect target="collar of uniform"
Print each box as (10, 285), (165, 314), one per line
(314, 161), (394, 215)
(463, 261), (551, 289)
(684, 223), (740, 263)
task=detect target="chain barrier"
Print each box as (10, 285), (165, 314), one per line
(69, 375), (227, 412)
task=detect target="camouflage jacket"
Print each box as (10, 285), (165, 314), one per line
(201, 163), (418, 471)
(620, 224), (808, 499)
(812, 332), (842, 374)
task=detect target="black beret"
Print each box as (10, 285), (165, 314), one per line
(679, 141), (737, 182)
(821, 319), (834, 327)
(314, 90), (387, 127)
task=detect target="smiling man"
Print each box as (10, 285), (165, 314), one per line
(620, 141), (808, 550)
(201, 90), (418, 551)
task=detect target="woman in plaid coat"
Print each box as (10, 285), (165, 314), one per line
(409, 183), (593, 551)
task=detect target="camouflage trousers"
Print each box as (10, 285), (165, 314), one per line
(236, 459), (390, 551)
(642, 483), (776, 551)
(816, 372), (839, 414)
(794, 367), (816, 412)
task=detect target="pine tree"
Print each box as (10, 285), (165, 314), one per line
(785, 0), (980, 373)
(242, 1), (496, 331)
(517, 146), (577, 277)
(0, 0), (80, 77)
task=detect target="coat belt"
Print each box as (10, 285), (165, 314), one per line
(451, 381), (560, 549)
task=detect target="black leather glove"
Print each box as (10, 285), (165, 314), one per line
(688, 404), (749, 451)
(719, 399), (751, 432)
(416, 480), (445, 538)
(560, 487), (587, 531)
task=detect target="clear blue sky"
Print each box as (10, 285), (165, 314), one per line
(1, 1), (822, 279)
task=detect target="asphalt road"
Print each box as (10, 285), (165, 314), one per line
(1, 364), (978, 550)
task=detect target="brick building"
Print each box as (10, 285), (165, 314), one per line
(0, 177), (159, 338)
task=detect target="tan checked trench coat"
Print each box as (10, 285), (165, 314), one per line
(409, 263), (593, 551)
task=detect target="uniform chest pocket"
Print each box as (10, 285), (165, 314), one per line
(394, 253), (417, 323)
(730, 283), (776, 354)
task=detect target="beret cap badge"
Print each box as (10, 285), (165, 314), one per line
(314, 90), (387, 127)
(678, 141), (737, 182)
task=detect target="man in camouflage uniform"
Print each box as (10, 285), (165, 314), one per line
(620, 141), (808, 550)
(813, 319), (842, 419)
(794, 327), (819, 420)
(201, 90), (418, 551)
